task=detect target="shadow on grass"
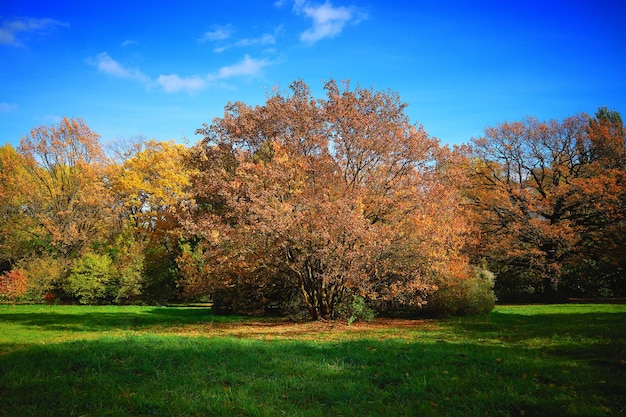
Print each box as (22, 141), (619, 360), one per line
(1, 305), (625, 416)
(450, 309), (626, 344)
(0, 305), (248, 333)
(1, 334), (625, 417)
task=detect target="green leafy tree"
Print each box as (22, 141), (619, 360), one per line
(109, 226), (145, 303)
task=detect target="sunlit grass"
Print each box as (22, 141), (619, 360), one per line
(1, 304), (624, 416)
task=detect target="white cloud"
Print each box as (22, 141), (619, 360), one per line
(121, 39), (138, 47)
(0, 17), (68, 46)
(235, 33), (276, 48)
(156, 74), (207, 93)
(199, 25), (234, 42)
(0, 102), (18, 112)
(214, 33), (276, 53)
(294, 1), (365, 43)
(91, 52), (131, 77)
(204, 26), (280, 53)
(87, 51), (271, 94)
(210, 55), (270, 80)
(157, 55), (270, 92)
(87, 52), (151, 85)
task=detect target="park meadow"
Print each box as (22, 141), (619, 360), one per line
(1, 80), (625, 416)
(1, 303), (625, 417)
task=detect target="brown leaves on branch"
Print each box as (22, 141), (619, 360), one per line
(182, 79), (473, 319)
(467, 107), (626, 298)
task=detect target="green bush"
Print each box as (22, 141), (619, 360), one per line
(110, 235), (145, 304)
(492, 264), (542, 303)
(336, 293), (375, 324)
(66, 253), (115, 304)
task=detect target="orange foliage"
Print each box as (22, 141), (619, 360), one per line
(0, 145), (32, 265)
(184, 79), (474, 319)
(0, 270), (28, 301)
(468, 108), (626, 297)
(17, 117), (114, 259)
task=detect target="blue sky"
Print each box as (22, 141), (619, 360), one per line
(1, 0), (625, 147)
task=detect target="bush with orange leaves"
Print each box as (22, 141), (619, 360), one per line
(0, 270), (28, 302)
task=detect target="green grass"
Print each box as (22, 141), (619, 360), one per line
(0, 304), (624, 416)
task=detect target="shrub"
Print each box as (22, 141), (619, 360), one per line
(17, 255), (67, 301)
(111, 239), (145, 303)
(210, 276), (303, 317)
(425, 266), (496, 316)
(142, 246), (180, 304)
(66, 253), (114, 304)
(492, 265), (543, 303)
(0, 270), (28, 301)
(336, 293), (375, 324)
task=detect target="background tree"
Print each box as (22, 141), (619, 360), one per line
(18, 117), (113, 260)
(109, 139), (194, 244)
(6, 117), (116, 301)
(183, 79), (480, 319)
(0, 145), (33, 273)
(0, 119), (125, 302)
(566, 107), (626, 296)
(108, 139), (196, 302)
(467, 108), (625, 300)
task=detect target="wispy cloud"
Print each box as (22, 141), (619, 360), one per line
(89, 52), (132, 77)
(293, 1), (366, 43)
(199, 25), (234, 42)
(204, 25), (280, 54)
(44, 114), (63, 124)
(0, 17), (68, 46)
(235, 33), (276, 48)
(214, 33), (277, 53)
(210, 55), (271, 80)
(121, 39), (138, 47)
(86, 52), (151, 85)
(88, 53), (271, 93)
(156, 74), (207, 93)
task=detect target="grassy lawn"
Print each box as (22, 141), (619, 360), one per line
(0, 304), (624, 416)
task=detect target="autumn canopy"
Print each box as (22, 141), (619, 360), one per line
(1, 79), (623, 319)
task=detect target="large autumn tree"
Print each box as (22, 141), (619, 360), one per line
(181, 79), (476, 319)
(17, 117), (114, 260)
(467, 108), (625, 299)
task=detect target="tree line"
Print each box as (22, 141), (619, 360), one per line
(1, 79), (624, 319)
